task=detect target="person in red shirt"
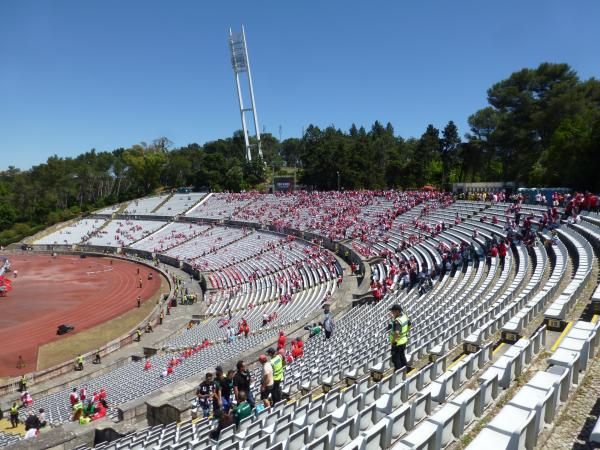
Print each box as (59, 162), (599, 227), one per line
(293, 343), (303, 358)
(498, 241), (507, 269)
(144, 359), (152, 371)
(242, 319), (250, 338)
(277, 331), (286, 350)
(385, 277), (393, 289)
(490, 245), (498, 258)
(167, 366), (173, 375)
(373, 287), (382, 301)
(590, 194), (599, 213)
(69, 388), (79, 406)
(92, 400), (108, 421)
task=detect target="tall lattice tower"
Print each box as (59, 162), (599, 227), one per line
(228, 26), (262, 161)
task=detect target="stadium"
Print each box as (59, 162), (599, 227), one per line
(0, 188), (599, 450)
(2, 2), (600, 450)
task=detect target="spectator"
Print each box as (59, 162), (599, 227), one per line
(24, 411), (41, 432)
(79, 387), (87, 402)
(227, 326), (235, 343)
(195, 373), (215, 418)
(92, 399), (108, 421)
(209, 413), (234, 440)
(217, 369), (235, 414)
(38, 408), (47, 428)
(291, 339), (303, 359)
(69, 388), (79, 405)
(498, 240), (507, 269)
(277, 331), (286, 350)
(71, 398), (83, 422)
(233, 360), (254, 408)
(21, 390), (33, 407)
(323, 314), (335, 339)
(310, 323), (322, 337)
(259, 354), (273, 401)
(233, 391), (252, 426)
(24, 428), (38, 440)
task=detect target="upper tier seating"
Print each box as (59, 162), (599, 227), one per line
(86, 219), (167, 247)
(34, 218), (108, 245)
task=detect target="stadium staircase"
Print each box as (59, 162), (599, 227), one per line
(151, 193), (176, 214)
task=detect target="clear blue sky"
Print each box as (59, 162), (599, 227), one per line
(1, 0), (599, 170)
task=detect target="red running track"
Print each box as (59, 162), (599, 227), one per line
(0, 254), (161, 377)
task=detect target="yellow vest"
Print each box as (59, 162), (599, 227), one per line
(77, 356), (84, 364)
(271, 355), (284, 381)
(10, 405), (18, 414)
(389, 314), (410, 346)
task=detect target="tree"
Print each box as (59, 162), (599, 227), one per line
(0, 204), (17, 231)
(280, 138), (302, 167)
(467, 62), (600, 184)
(411, 125), (441, 187)
(243, 157), (266, 187)
(440, 121), (460, 188)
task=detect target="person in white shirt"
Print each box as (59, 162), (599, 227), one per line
(24, 428), (37, 440)
(259, 354), (273, 401)
(227, 326), (235, 343)
(38, 409), (47, 428)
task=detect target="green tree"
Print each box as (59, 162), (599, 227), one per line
(441, 121), (461, 188)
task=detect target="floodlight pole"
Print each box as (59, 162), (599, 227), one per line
(229, 26), (262, 161)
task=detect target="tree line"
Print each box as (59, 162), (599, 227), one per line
(0, 62), (599, 245)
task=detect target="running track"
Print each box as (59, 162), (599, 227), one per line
(0, 254), (161, 377)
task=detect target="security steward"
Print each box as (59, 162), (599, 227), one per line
(389, 304), (411, 371)
(9, 402), (19, 428)
(18, 375), (27, 392)
(76, 354), (84, 371)
(266, 348), (284, 404)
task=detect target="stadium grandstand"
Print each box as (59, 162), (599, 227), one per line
(0, 188), (599, 450)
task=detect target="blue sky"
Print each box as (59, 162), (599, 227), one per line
(1, 0), (599, 170)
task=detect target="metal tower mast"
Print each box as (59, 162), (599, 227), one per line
(228, 25), (262, 161)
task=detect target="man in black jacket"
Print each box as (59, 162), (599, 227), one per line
(232, 360), (254, 408)
(24, 412), (41, 431)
